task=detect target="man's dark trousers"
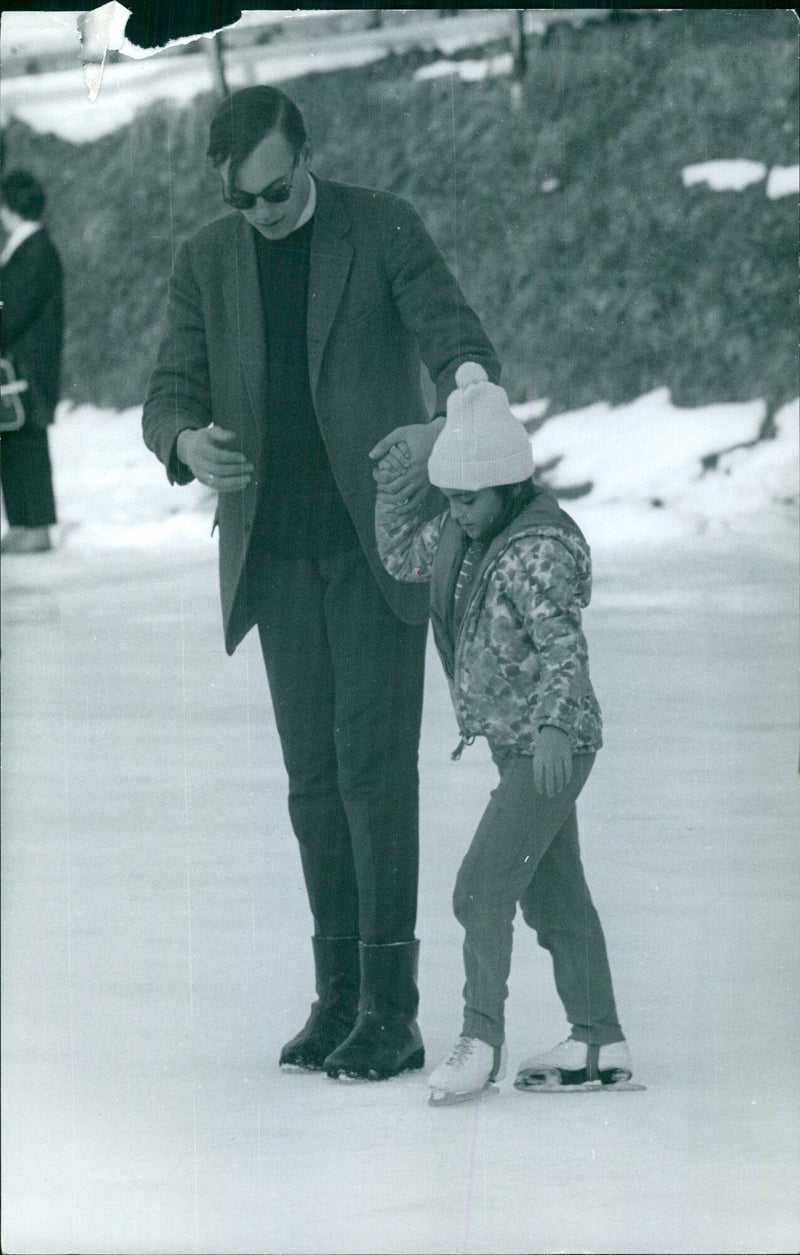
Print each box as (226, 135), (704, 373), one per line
(251, 534), (427, 945)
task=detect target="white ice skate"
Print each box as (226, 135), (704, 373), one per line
(514, 1037), (645, 1092)
(428, 1036), (507, 1107)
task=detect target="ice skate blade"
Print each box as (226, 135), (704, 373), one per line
(515, 1063), (645, 1093)
(428, 1083), (500, 1107)
(514, 1076), (646, 1093)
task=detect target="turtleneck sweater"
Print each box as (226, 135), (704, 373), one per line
(250, 216), (358, 556)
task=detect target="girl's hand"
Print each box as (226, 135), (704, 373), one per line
(373, 442), (411, 486)
(533, 726), (573, 797)
(369, 421), (443, 517)
(372, 438), (427, 517)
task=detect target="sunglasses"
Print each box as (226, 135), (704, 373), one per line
(223, 155), (299, 210)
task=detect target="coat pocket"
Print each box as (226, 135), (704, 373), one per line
(341, 296), (385, 327)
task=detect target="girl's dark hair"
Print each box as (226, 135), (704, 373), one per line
(488, 477), (538, 540)
(207, 87), (308, 187)
(1, 169), (46, 222)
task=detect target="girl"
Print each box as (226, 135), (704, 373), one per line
(375, 362), (636, 1104)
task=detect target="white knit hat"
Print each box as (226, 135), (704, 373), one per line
(428, 362), (534, 491)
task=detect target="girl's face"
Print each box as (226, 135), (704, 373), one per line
(442, 487), (504, 539)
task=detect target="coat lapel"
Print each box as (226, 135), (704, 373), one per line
(221, 216), (268, 442)
(219, 183), (353, 428)
(307, 179), (354, 398)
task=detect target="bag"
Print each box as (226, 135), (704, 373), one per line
(0, 357), (29, 432)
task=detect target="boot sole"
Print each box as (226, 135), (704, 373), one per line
(327, 1047), (425, 1081)
(281, 1044), (353, 1071)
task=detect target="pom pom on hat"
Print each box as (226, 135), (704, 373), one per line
(454, 361), (488, 389)
(428, 361), (534, 492)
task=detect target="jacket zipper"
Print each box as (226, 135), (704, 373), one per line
(449, 541), (503, 756)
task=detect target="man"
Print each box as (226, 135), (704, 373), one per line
(142, 86), (500, 1080)
(1, 170), (64, 555)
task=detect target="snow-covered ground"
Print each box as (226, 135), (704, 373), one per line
(528, 392), (798, 552)
(766, 164), (800, 199)
(681, 159), (799, 198)
(6, 388), (795, 560)
(415, 54), (515, 84)
(1, 392), (798, 1254)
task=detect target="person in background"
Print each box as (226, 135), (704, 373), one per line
(1, 169), (64, 555)
(375, 363), (634, 1105)
(142, 86), (501, 1081)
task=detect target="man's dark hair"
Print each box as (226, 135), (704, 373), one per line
(207, 87), (308, 187)
(1, 169), (46, 221)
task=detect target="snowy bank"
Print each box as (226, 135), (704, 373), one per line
(44, 404), (215, 548)
(682, 160), (767, 192)
(680, 159), (799, 199)
(8, 391), (795, 558)
(767, 164), (800, 199)
(529, 391), (798, 551)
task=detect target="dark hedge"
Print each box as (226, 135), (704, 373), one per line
(3, 9), (797, 417)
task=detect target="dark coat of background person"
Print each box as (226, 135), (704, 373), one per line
(1, 227), (64, 427)
(143, 175), (501, 654)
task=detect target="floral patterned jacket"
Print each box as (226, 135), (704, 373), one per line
(376, 486), (602, 755)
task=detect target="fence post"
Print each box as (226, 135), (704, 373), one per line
(207, 31), (229, 98)
(511, 9), (527, 80)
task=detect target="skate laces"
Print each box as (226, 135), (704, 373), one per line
(446, 1036), (482, 1067)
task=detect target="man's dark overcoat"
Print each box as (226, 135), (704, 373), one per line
(1, 227), (64, 427)
(143, 177), (501, 653)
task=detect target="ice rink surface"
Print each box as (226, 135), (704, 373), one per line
(1, 9), (797, 1247)
(2, 534), (797, 1254)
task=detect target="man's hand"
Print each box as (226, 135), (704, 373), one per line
(176, 426), (254, 492)
(369, 420), (444, 518)
(533, 726), (573, 798)
(373, 441), (411, 498)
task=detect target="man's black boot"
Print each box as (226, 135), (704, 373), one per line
(280, 936), (359, 1070)
(323, 940), (425, 1080)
